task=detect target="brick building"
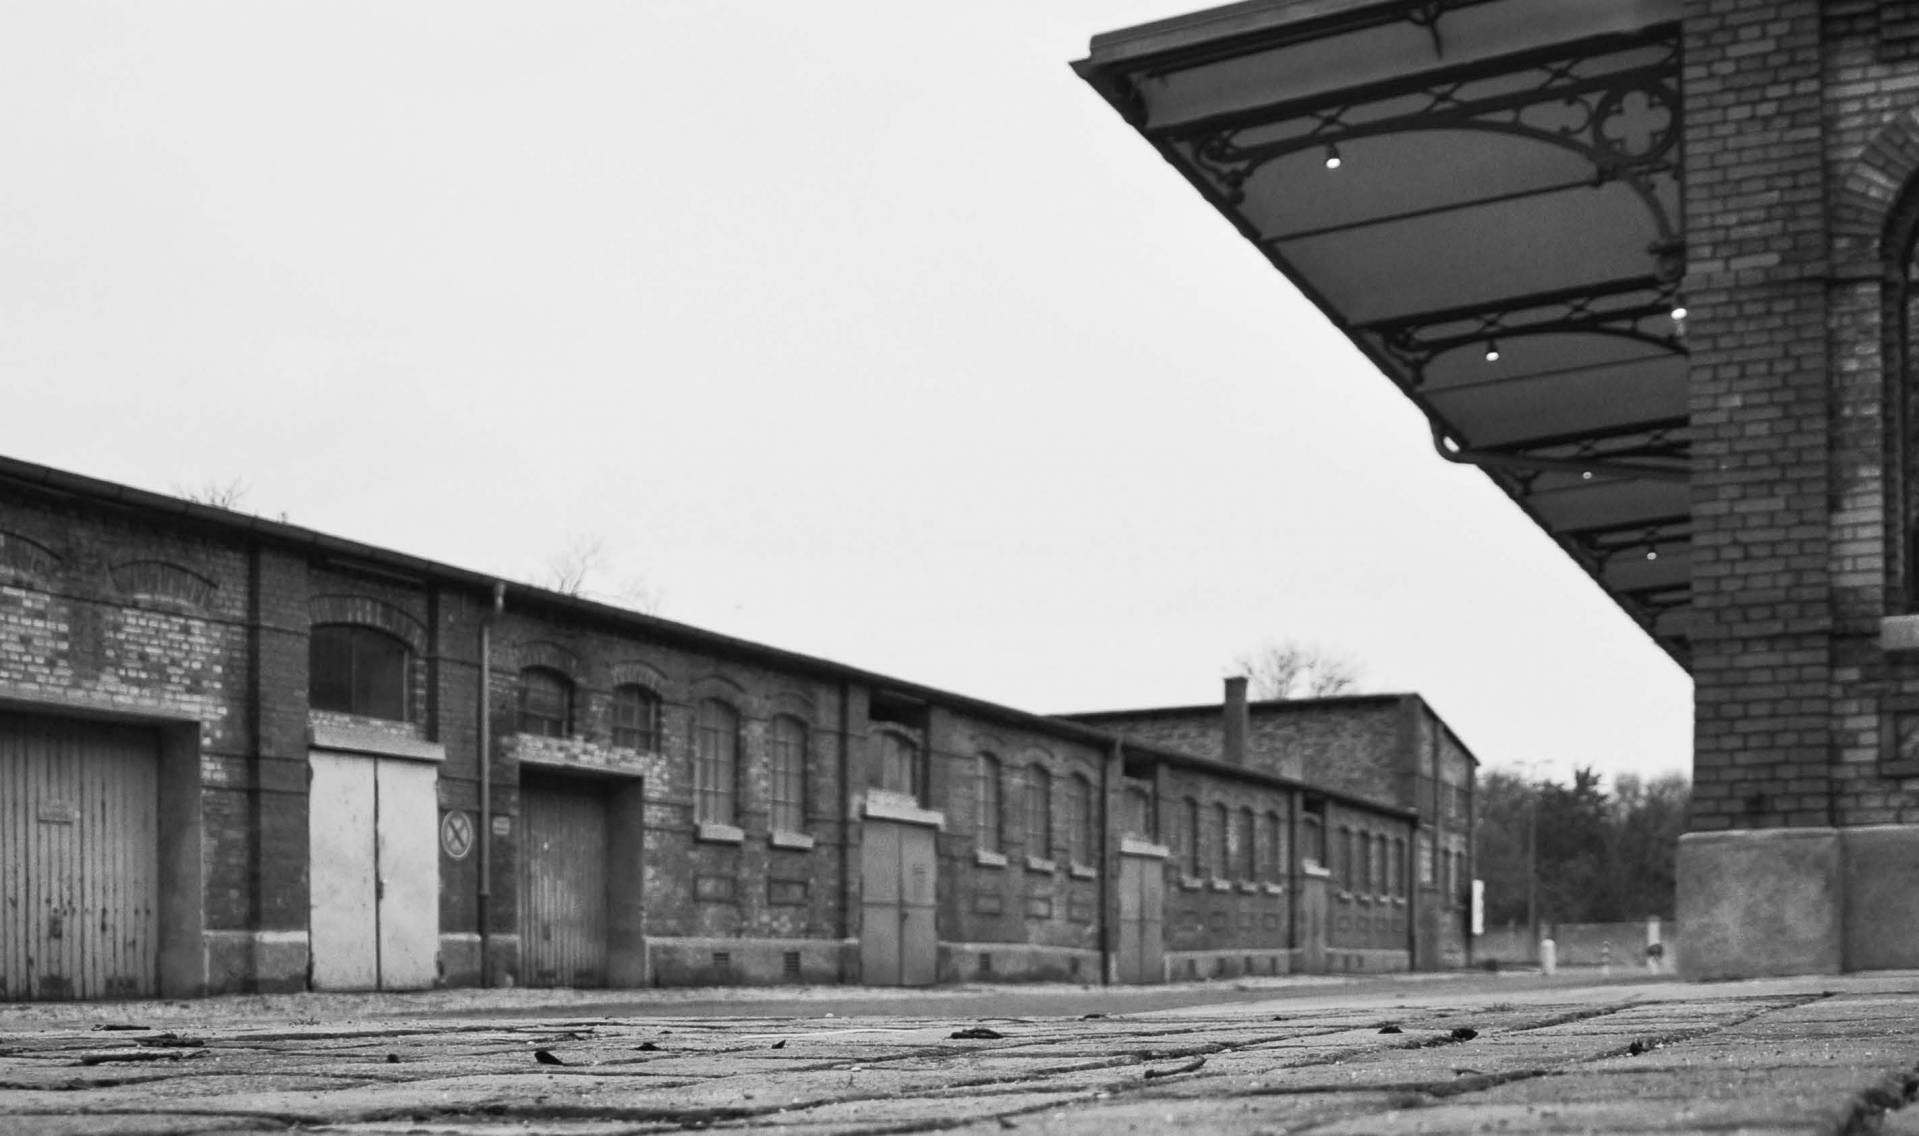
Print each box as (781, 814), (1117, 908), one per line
(1075, 0), (1919, 977)
(1, 453), (1449, 999)
(1066, 681), (1477, 970)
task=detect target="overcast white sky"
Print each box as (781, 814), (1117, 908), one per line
(0, 1), (1691, 784)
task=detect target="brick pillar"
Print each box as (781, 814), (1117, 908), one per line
(1683, 0), (1835, 834)
(1676, 0), (1844, 978)
(1679, 0), (1919, 976)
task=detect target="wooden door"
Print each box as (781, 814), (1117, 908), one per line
(1116, 853), (1164, 984)
(520, 778), (610, 987)
(309, 751), (379, 990)
(0, 714), (158, 1001)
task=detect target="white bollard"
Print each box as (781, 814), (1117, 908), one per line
(1539, 938), (1557, 976)
(1601, 941), (1612, 977)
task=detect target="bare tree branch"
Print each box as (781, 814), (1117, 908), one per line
(541, 535), (661, 613)
(1232, 640), (1362, 700)
(174, 477), (249, 511)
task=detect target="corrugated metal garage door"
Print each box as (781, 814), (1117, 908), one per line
(519, 777), (609, 987)
(0, 712), (159, 1001)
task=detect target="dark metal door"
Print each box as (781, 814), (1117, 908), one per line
(521, 779), (610, 987)
(0, 714), (158, 1001)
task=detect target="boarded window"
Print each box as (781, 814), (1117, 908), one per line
(611, 684), (661, 751)
(769, 715), (807, 833)
(518, 667), (572, 738)
(976, 754), (1003, 852)
(310, 624), (410, 721)
(694, 699), (739, 825)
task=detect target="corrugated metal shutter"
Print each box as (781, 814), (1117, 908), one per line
(0, 712), (159, 1001)
(519, 778), (608, 987)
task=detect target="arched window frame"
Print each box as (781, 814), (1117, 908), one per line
(611, 684), (662, 752)
(1069, 773), (1095, 866)
(768, 714), (809, 834)
(1183, 797), (1201, 877)
(694, 698), (740, 826)
(1213, 802), (1231, 879)
(1026, 765), (1053, 860)
(309, 623), (412, 721)
(976, 753), (1004, 853)
(871, 728), (924, 802)
(518, 666), (573, 738)
(1238, 807), (1257, 880)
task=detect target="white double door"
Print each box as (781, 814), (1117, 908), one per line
(308, 750), (438, 990)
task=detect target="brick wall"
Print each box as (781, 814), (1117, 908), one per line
(1684, 0), (1919, 831)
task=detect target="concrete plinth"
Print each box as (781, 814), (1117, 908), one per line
(1841, 824), (1919, 972)
(1677, 828), (1840, 980)
(1679, 823), (1919, 979)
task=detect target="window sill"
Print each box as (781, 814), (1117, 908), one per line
(1068, 863), (1097, 880)
(1025, 855), (1057, 874)
(1118, 837), (1170, 858)
(975, 849), (1008, 869)
(1261, 882), (1285, 896)
(770, 830), (814, 851)
(1208, 878), (1234, 892)
(696, 822), (745, 845)
(1178, 875), (1205, 891)
(1236, 881), (1262, 894)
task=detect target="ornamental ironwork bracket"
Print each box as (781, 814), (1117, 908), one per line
(1360, 275), (1686, 381)
(1171, 32), (1682, 249)
(1429, 424), (1688, 483)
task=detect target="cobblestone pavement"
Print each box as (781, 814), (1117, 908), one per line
(2, 973), (1916, 1135)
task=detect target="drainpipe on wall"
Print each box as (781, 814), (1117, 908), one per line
(478, 581), (504, 986)
(1099, 739), (1121, 986)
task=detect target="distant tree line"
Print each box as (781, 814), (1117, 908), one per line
(1475, 767), (1688, 929)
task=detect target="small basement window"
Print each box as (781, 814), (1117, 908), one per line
(310, 624), (410, 721)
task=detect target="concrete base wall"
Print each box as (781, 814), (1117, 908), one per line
(1841, 825), (1919, 972)
(204, 930), (309, 995)
(1678, 825), (1919, 979)
(940, 943), (1101, 984)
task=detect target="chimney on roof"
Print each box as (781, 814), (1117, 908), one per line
(1223, 675), (1249, 765)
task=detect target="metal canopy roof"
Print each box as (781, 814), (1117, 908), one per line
(1077, 0), (1690, 666)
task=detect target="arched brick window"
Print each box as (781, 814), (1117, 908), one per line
(768, 715), (808, 833)
(310, 624), (411, 721)
(1026, 766), (1052, 858)
(872, 730), (923, 801)
(518, 667), (572, 737)
(1238, 807), (1257, 879)
(1069, 774), (1095, 865)
(611, 684), (662, 751)
(694, 698), (740, 825)
(977, 753), (1003, 852)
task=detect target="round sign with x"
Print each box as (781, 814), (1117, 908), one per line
(441, 810), (475, 860)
